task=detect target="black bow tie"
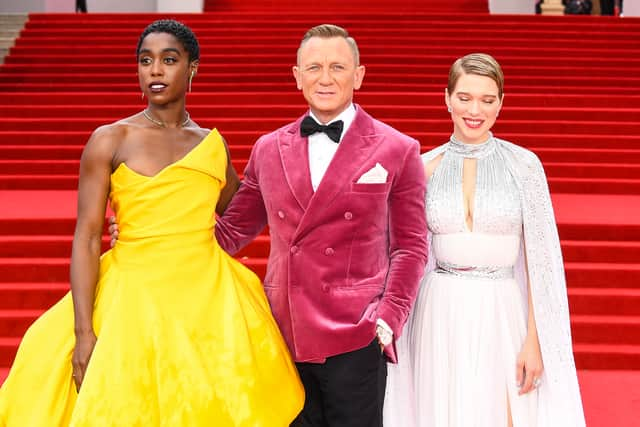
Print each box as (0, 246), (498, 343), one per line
(300, 116), (344, 143)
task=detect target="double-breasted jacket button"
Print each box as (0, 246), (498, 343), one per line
(344, 211), (353, 220)
(324, 247), (335, 256)
(321, 283), (330, 292)
(277, 210), (285, 219)
(290, 245), (299, 254)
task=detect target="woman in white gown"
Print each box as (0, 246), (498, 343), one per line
(384, 53), (586, 426)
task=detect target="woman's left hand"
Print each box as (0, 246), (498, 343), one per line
(516, 333), (544, 395)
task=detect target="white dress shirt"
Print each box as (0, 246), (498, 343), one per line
(307, 104), (356, 191)
(305, 104), (393, 345)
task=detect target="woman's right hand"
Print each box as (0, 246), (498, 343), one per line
(72, 331), (97, 392)
(108, 216), (119, 248)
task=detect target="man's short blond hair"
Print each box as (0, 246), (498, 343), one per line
(297, 24), (360, 66)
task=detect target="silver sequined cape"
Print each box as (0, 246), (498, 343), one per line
(418, 137), (586, 426)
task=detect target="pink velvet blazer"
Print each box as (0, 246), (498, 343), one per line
(216, 105), (428, 363)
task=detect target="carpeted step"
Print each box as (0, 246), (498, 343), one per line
(2, 218), (635, 240)
(0, 235), (108, 257)
(0, 159), (245, 176)
(573, 344), (640, 370)
(15, 15), (640, 32)
(534, 148), (640, 164)
(0, 312), (635, 364)
(0, 282), (68, 309)
(0, 256), (637, 289)
(2, 132), (640, 153)
(0, 176), (80, 190)
(558, 223), (640, 242)
(4, 63), (640, 81)
(0, 337), (21, 366)
(569, 288), (640, 316)
(562, 241), (640, 263)
(0, 309), (47, 337)
(3, 82), (638, 95)
(3, 92), (639, 109)
(547, 178), (640, 195)
(3, 104), (638, 123)
(543, 163), (640, 179)
(0, 235), (639, 265)
(565, 263), (640, 289)
(571, 315), (640, 346)
(10, 29), (635, 46)
(3, 160), (639, 181)
(0, 258), (70, 283)
(8, 47), (640, 65)
(1, 201), (639, 240)
(6, 52), (640, 71)
(4, 173), (640, 193)
(0, 219), (76, 236)
(0, 257), (267, 283)
(2, 72), (639, 90)
(1, 117), (638, 135)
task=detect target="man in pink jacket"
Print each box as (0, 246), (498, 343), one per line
(215, 24), (428, 426)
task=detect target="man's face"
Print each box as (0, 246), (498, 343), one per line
(293, 36), (365, 124)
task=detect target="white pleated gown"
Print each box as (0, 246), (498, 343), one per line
(385, 136), (586, 427)
(410, 232), (538, 427)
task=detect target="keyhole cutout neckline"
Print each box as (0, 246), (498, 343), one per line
(448, 133), (497, 233)
(462, 157), (477, 232)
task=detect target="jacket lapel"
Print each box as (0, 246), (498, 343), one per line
(294, 106), (384, 238)
(278, 115), (314, 210)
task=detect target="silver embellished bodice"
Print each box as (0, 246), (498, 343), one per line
(426, 135), (523, 236)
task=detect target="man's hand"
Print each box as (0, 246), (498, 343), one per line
(108, 216), (119, 248)
(376, 323), (392, 353)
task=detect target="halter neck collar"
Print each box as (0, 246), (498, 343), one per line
(447, 133), (496, 159)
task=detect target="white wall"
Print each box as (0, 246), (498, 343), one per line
(85, 0), (156, 12)
(45, 0), (74, 12)
(490, 0), (535, 14)
(624, 2), (640, 16)
(157, 0), (203, 12)
(0, 0), (203, 13)
(0, 0), (46, 13)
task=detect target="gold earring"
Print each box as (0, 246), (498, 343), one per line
(141, 92), (145, 100)
(189, 71), (195, 93)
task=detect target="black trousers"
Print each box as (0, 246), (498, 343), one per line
(76, 0), (87, 13)
(291, 340), (387, 427)
(600, 0), (622, 15)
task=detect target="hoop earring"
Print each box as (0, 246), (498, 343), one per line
(189, 71), (195, 93)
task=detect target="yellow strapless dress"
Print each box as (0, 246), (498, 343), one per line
(0, 129), (304, 426)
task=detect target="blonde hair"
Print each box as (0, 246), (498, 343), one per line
(297, 24), (360, 65)
(448, 53), (504, 98)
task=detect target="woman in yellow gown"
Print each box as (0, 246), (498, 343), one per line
(0, 19), (304, 426)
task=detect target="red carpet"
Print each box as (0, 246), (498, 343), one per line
(0, 8), (639, 425)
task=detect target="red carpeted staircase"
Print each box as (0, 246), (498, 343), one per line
(1, 9), (640, 388)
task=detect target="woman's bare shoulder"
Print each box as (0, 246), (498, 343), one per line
(82, 118), (141, 162)
(421, 144), (447, 180)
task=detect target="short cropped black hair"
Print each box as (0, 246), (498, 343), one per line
(136, 19), (200, 62)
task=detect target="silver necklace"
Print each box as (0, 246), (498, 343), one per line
(143, 109), (190, 128)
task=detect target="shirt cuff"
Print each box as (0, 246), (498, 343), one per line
(376, 318), (393, 346)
